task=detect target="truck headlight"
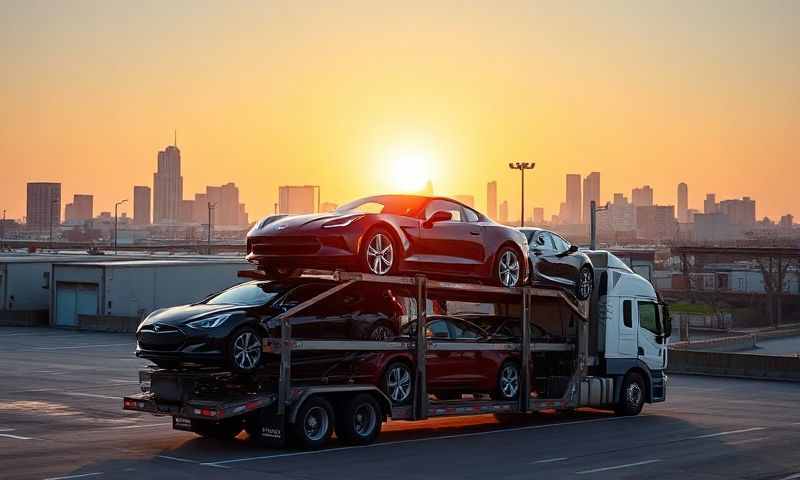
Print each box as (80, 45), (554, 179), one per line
(187, 313), (232, 329)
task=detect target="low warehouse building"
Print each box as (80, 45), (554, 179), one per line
(0, 254), (144, 326)
(51, 259), (254, 332)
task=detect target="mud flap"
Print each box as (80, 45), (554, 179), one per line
(250, 404), (288, 448)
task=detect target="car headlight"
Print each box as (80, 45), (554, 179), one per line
(186, 313), (232, 329)
(322, 215), (364, 228)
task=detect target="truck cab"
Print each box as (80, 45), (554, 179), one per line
(588, 251), (670, 408)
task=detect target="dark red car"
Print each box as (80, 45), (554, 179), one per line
(347, 315), (527, 404)
(246, 195), (529, 287)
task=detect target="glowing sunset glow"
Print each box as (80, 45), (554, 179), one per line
(386, 147), (435, 193)
(0, 3), (798, 221)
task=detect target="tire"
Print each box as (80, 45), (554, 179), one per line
(615, 372), (645, 416)
(291, 396), (335, 450)
(493, 361), (521, 400)
(495, 246), (523, 287)
(361, 228), (398, 276)
(367, 322), (396, 341)
(382, 361), (413, 406)
(263, 265), (297, 279)
(576, 265), (594, 301)
(227, 326), (263, 373)
(335, 393), (383, 445)
(191, 418), (243, 440)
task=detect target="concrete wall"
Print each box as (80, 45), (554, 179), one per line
(668, 349), (800, 382)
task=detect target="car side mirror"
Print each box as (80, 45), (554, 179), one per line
(532, 248), (543, 256)
(568, 245), (578, 254)
(423, 210), (452, 228)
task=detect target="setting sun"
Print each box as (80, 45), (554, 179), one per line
(386, 147), (434, 193)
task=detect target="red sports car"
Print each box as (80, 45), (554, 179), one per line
(247, 195), (529, 287)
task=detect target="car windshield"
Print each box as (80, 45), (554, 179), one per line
(336, 195), (428, 217)
(205, 282), (283, 306)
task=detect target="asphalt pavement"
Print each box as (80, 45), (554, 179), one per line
(1, 326), (800, 480)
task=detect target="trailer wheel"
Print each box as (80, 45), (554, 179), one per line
(615, 372), (645, 416)
(191, 418), (243, 440)
(336, 393), (383, 445)
(291, 396), (335, 450)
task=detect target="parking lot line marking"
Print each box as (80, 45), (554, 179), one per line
(530, 457), (568, 464)
(108, 422), (171, 430)
(59, 392), (123, 400)
(44, 473), (103, 480)
(778, 473), (800, 480)
(728, 436), (768, 446)
(576, 459), (661, 474)
(206, 415), (644, 466)
(159, 455), (230, 469)
(0, 433), (33, 440)
(690, 427), (766, 439)
(33, 343), (131, 350)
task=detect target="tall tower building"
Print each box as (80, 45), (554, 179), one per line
(582, 172), (600, 224)
(26, 182), (61, 228)
(279, 186), (318, 214)
(565, 174), (582, 224)
(64, 194), (93, 224)
(153, 144), (183, 224)
(486, 181), (497, 219)
(677, 182), (689, 223)
(133, 186), (151, 225)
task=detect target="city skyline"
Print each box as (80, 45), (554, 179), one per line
(2, 2), (799, 221)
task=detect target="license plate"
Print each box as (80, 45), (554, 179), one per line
(172, 416), (192, 431)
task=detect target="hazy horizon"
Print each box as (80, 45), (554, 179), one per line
(2, 0), (798, 221)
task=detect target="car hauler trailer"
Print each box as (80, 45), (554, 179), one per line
(124, 254), (669, 449)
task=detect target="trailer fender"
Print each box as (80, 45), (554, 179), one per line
(288, 385), (392, 424)
(605, 358), (654, 403)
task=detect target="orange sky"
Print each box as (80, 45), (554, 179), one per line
(1, 1), (798, 222)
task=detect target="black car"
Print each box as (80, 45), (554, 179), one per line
(518, 228), (594, 300)
(455, 314), (567, 343)
(135, 278), (404, 373)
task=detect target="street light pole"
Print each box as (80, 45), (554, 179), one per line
(49, 197), (58, 251)
(508, 162), (535, 227)
(1, 209), (5, 251)
(207, 202), (216, 254)
(114, 199), (128, 255)
(590, 200), (609, 250)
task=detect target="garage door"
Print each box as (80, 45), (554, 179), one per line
(55, 282), (98, 327)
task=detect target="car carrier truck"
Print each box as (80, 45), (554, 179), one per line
(123, 251), (670, 449)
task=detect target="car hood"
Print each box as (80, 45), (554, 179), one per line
(140, 304), (248, 328)
(248, 212), (348, 235)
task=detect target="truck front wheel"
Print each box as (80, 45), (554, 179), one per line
(615, 372), (645, 416)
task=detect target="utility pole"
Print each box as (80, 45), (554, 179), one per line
(49, 197), (58, 251)
(590, 200), (609, 250)
(1, 209), (5, 251)
(114, 199), (128, 255)
(207, 202), (216, 254)
(274, 202), (278, 215)
(508, 162), (535, 227)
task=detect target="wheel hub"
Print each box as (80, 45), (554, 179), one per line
(366, 234), (393, 275)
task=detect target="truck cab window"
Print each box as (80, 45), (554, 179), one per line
(638, 301), (659, 335)
(623, 300), (632, 328)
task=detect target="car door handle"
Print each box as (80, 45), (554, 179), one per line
(469, 231), (480, 236)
